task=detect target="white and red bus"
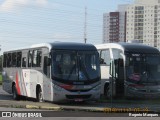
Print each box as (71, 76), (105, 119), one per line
(2, 42), (101, 102)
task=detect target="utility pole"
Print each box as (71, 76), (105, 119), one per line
(84, 7), (87, 43)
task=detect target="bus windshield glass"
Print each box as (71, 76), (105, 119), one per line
(51, 50), (100, 81)
(126, 54), (160, 84)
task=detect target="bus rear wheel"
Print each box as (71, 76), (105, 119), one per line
(36, 88), (43, 102)
(12, 85), (19, 100)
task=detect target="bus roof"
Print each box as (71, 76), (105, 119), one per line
(49, 42), (97, 51)
(4, 42), (97, 53)
(95, 42), (160, 54)
(31, 42), (97, 51)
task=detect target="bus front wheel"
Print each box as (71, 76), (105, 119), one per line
(104, 84), (109, 99)
(12, 85), (19, 100)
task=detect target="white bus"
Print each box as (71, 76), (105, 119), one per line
(96, 42), (160, 99)
(2, 42), (101, 102)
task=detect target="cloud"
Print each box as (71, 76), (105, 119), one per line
(0, 0), (48, 12)
(35, 0), (47, 6)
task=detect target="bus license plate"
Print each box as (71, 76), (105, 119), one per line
(75, 99), (83, 102)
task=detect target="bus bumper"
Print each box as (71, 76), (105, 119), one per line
(52, 85), (101, 102)
(125, 87), (160, 99)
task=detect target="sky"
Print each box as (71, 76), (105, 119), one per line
(0, 0), (134, 54)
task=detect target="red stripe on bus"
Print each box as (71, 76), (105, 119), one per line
(16, 72), (21, 95)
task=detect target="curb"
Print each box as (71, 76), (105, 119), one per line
(25, 105), (104, 112)
(39, 106), (62, 111)
(26, 105), (40, 109)
(0, 104), (62, 111)
(26, 105), (62, 111)
(61, 106), (105, 112)
(0, 104), (104, 112)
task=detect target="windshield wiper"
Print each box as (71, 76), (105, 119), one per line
(67, 64), (76, 80)
(79, 62), (90, 80)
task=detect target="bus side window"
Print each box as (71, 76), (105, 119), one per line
(112, 48), (123, 60)
(100, 49), (110, 65)
(28, 51), (32, 67)
(43, 56), (50, 77)
(7, 53), (12, 67)
(12, 52), (17, 67)
(17, 52), (22, 67)
(22, 57), (26, 67)
(37, 50), (42, 67)
(32, 50), (42, 67)
(3, 54), (7, 67)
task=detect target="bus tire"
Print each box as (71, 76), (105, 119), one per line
(104, 84), (109, 98)
(36, 87), (43, 102)
(12, 85), (19, 100)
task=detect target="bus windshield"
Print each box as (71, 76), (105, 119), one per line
(126, 54), (160, 84)
(51, 50), (100, 82)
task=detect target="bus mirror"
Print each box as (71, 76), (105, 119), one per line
(110, 60), (117, 78)
(109, 60), (112, 75)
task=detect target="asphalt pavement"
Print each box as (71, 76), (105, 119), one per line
(0, 85), (160, 118)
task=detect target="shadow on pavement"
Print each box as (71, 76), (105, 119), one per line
(0, 94), (13, 100)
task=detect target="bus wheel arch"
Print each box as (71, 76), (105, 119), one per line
(12, 82), (19, 100)
(36, 84), (43, 102)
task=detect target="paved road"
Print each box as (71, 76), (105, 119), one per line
(0, 85), (160, 114)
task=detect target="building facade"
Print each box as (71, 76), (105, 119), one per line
(103, 0), (160, 48)
(103, 5), (127, 43)
(126, 0), (160, 47)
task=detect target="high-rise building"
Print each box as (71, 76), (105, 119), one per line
(103, 0), (160, 48)
(126, 0), (160, 47)
(103, 5), (127, 43)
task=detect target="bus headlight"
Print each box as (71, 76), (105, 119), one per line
(93, 84), (101, 91)
(53, 84), (63, 91)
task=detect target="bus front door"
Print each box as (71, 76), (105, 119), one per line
(109, 59), (124, 98)
(43, 56), (52, 101)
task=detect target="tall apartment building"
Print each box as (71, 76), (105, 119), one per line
(103, 5), (127, 43)
(126, 0), (160, 47)
(103, 0), (160, 48)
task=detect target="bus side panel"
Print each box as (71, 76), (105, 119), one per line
(22, 69), (39, 98)
(23, 69), (52, 101)
(3, 68), (29, 96)
(29, 70), (38, 98)
(43, 75), (52, 101)
(100, 65), (110, 94)
(22, 69), (31, 97)
(2, 68), (13, 94)
(16, 70), (26, 96)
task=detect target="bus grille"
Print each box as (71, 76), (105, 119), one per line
(66, 94), (91, 99)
